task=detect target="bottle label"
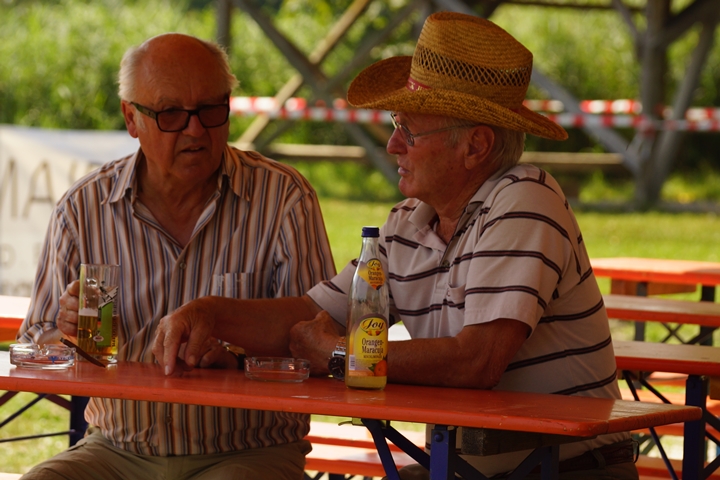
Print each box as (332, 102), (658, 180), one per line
(347, 314), (388, 378)
(358, 258), (385, 290)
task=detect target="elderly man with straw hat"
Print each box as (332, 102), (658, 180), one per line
(153, 12), (637, 479)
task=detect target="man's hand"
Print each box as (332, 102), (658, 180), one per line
(57, 280), (80, 338)
(289, 311), (342, 376)
(152, 298), (216, 375)
(177, 337), (237, 370)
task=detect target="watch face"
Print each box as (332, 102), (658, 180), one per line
(328, 356), (345, 380)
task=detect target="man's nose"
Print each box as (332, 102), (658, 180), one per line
(183, 112), (206, 136)
(386, 128), (407, 155)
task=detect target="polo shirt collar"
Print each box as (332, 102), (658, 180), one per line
(409, 167), (510, 227)
(407, 165), (517, 244)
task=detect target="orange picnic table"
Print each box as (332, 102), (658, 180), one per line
(0, 351), (701, 480)
(593, 258), (720, 344)
(592, 257), (720, 297)
(614, 340), (720, 480)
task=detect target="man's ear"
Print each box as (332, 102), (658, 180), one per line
(464, 125), (494, 170)
(121, 101), (140, 138)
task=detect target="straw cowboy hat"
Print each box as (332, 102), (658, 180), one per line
(347, 12), (568, 141)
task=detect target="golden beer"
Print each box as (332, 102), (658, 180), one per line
(78, 264), (120, 363)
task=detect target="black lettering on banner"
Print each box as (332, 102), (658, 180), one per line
(22, 161), (55, 218)
(0, 158), (18, 219)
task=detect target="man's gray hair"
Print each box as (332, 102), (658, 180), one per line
(486, 125), (526, 173)
(117, 35), (239, 101)
(445, 121), (526, 173)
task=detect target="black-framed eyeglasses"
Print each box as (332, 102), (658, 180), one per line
(131, 98), (230, 132)
(390, 113), (477, 147)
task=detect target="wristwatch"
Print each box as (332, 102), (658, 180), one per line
(328, 337), (346, 380)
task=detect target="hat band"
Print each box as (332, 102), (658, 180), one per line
(406, 77), (430, 92)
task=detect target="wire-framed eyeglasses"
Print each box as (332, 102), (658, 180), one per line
(390, 113), (478, 147)
(131, 98), (230, 132)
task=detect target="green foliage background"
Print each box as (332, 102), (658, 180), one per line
(0, 0), (719, 204)
(2, 1), (720, 473)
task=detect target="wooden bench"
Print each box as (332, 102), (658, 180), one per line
(304, 420), (424, 479)
(636, 455), (720, 480)
(0, 295), (29, 342)
(604, 294), (720, 329)
(614, 340), (720, 479)
(604, 293), (720, 344)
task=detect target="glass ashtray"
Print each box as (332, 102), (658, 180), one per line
(9, 343), (75, 369)
(244, 357), (310, 383)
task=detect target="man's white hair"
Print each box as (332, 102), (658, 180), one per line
(117, 34), (239, 102)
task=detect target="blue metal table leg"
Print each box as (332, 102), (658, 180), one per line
(363, 419), (564, 480)
(362, 419), (402, 480)
(69, 396), (89, 446)
(682, 374), (706, 480)
(429, 425), (454, 480)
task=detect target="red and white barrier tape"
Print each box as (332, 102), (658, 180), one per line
(230, 96), (720, 122)
(230, 104), (720, 131)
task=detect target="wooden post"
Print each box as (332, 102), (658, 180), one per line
(634, 0), (670, 209)
(216, 0), (232, 51)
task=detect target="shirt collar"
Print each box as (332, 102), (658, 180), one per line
(407, 165), (517, 232)
(105, 146), (238, 205)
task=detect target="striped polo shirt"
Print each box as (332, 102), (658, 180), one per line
(18, 145), (336, 456)
(308, 163), (628, 475)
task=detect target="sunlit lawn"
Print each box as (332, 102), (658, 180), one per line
(2, 199), (720, 473)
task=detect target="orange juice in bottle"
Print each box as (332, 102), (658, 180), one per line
(345, 226), (388, 390)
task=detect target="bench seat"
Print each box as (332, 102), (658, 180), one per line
(636, 454), (720, 479)
(604, 294), (720, 328)
(305, 420), (423, 479)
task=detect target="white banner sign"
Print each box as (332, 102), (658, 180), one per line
(0, 125), (138, 296)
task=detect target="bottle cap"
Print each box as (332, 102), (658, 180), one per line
(361, 226), (380, 238)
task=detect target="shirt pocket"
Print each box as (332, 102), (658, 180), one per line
(446, 284), (467, 309)
(210, 272), (252, 299)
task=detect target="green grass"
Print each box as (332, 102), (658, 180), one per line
(0, 393), (74, 473)
(3, 199), (720, 473)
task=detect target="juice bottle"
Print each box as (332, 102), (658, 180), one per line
(345, 226), (388, 390)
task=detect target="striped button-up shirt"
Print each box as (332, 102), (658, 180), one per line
(18, 145), (336, 456)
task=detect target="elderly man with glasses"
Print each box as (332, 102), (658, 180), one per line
(153, 13), (638, 480)
(17, 33), (336, 480)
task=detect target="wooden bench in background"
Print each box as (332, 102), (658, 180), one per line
(614, 340), (720, 480)
(0, 295), (29, 342)
(604, 293), (720, 344)
(604, 294), (720, 329)
(305, 420), (424, 479)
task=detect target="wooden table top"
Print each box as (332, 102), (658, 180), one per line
(614, 339), (720, 377)
(592, 257), (720, 286)
(0, 352), (700, 438)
